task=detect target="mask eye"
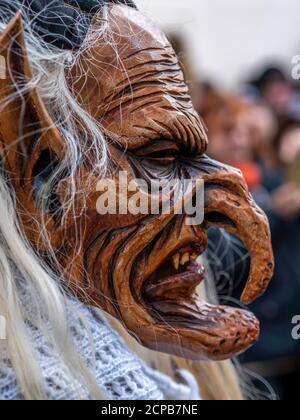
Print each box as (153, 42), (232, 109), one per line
(143, 149), (178, 163)
(135, 141), (180, 165)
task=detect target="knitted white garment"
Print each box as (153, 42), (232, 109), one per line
(0, 292), (200, 400)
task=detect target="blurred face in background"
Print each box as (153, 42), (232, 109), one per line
(245, 105), (277, 150)
(279, 127), (300, 165)
(203, 94), (253, 166)
(261, 78), (291, 116)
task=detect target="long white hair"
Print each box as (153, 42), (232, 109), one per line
(0, 2), (110, 400)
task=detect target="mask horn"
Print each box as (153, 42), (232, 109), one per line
(0, 12), (65, 186)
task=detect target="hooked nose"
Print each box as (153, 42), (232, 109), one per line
(198, 156), (274, 304)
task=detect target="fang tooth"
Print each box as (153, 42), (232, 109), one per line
(172, 254), (180, 270)
(191, 253), (198, 262)
(181, 252), (190, 266)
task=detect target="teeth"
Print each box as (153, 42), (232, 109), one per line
(172, 253), (180, 271)
(180, 252), (190, 266)
(190, 253), (198, 262)
(172, 251), (200, 271)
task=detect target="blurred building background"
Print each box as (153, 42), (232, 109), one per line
(136, 0), (300, 401)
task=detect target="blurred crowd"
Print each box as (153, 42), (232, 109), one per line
(192, 66), (300, 400)
(167, 27), (300, 399)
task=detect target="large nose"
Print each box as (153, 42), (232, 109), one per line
(199, 156), (274, 304)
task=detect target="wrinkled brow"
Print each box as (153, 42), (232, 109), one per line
(68, 5), (208, 154)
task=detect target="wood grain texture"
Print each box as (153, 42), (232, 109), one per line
(0, 6), (274, 361)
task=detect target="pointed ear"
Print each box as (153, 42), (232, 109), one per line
(0, 12), (65, 185)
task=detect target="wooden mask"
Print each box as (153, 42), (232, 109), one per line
(0, 5), (274, 361)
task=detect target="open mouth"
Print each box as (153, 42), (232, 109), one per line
(143, 240), (215, 330)
(144, 244), (206, 304)
(142, 238), (261, 360)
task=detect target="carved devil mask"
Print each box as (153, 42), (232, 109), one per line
(0, 4), (274, 361)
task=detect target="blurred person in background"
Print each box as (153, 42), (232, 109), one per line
(252, 65), (300, 125)
(199, 88), (300, 400)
